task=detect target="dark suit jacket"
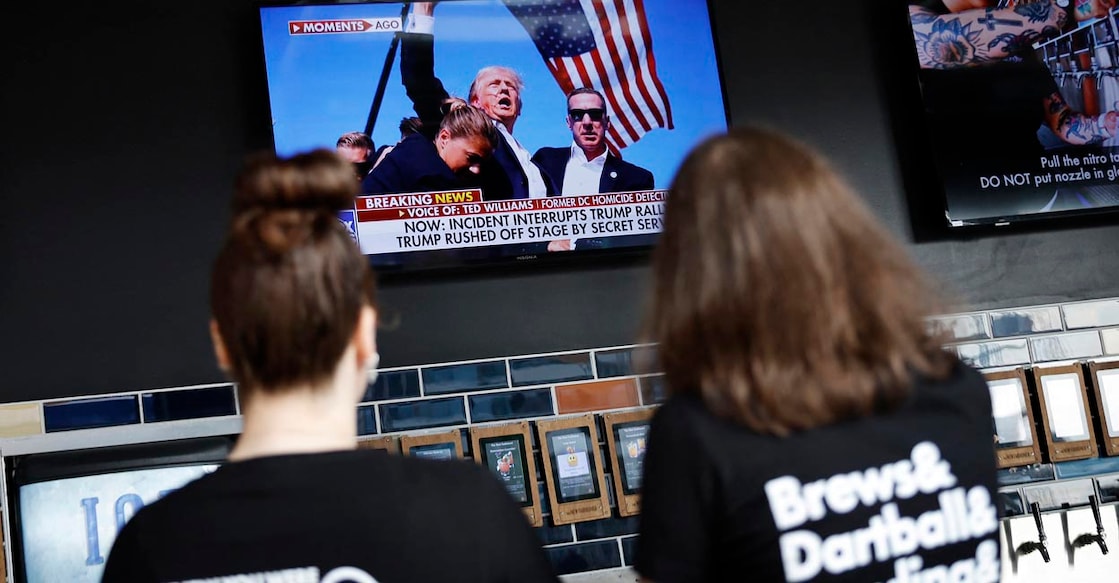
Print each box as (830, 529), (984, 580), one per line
(361, 134), (461, 195)
(400, 32), (532, 200)
(531, 146), (654, 195)
(529, 147), (657, 251)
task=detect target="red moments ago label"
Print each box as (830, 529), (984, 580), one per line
(288, 18), (401, 35)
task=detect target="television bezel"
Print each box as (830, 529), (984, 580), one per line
(3, 433), (234, 583)
(873, 3), (1119, 242)
(252, 0), (733, 277)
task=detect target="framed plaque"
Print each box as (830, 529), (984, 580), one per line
(469, 421), (543, 527)
(1087, 361), (1119, 456)
(983, 369), (1043, 468)
(356, 435), (398, 454)
(399, 430), (463, 461)
(1032, 364), (1097, 463)
(602, 408), (654, 517)
(536, 414), (610, 525)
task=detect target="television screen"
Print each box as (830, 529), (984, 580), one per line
(6, 437), (231, 583)
(258, 0), (728, 271)
(611, 420), (648, 494)
(987, 378), (1033, 449)
(479, 435), (530, 505)
(901, 2), (1119, 228)
(545, 426), (599, 503)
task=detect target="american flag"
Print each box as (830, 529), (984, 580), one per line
(504, 0), (674, 153)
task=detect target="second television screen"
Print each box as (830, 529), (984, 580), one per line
(259, 0), (728, 270)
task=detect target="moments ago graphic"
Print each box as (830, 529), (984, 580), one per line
(765, 442), (999, 583)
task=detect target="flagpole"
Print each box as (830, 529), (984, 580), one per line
(364, 3), (412, 137)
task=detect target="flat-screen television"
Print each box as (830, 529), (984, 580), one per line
(4, 437), (232, 583)
(257, 0), (728, 272)
(888, 2), (1119, 237)
(544, 425), (600, 503)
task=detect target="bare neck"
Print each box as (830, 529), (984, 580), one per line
(229, 380), (359, 462)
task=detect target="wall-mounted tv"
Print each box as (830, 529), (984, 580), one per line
(257, 0), (728, 272)
(890, 2), (1119, 237)
(4, 436), (232, 583)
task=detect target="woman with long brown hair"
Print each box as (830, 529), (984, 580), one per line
(635, 128), (999, 582)
(102, 150), (557, 582)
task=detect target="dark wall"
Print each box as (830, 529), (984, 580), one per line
(3, 0), (1118, 403)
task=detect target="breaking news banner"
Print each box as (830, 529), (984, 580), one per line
(346, 189), (666, 254)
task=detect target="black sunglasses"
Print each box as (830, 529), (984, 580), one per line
(568, 108), (606, 121)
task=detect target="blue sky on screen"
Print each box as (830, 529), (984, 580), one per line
(259, 0), (727, 189)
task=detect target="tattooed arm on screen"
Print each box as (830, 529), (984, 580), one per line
(1044, 91), (1119, 144)
(909, 1), (1067, 69)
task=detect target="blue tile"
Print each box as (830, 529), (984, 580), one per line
(574, 516), (640, 540)
(510, 354), (593, 387)
(1030, 331), (1102, 362)
(469, 388), (554, 423)
(363, 369), (420, 402)
(997, 464), (1055, 486)
(989, 307), (1063, 338)
(44, 396), (140, 432)
(545, 540), (622, 575)
(1104, 328), (1119, 355)
(620, 536), (638, 566)
(1054, 457), (1119, 479)
(931, 314), (990, 342)
(357, 405), (377, 436)
(595, 348), (637, 378)
(1063, 300), (1119, 329)
(421, 361), (508, 395)
(141, 386), (236, 423)
(536, 524), (575, 545)
(956, 339), (1031, 369)
(378, 397), (466, 432)
(639, 375), (668, 405)
(595, 346), (658, 378)
(998, 491), (1025, 518)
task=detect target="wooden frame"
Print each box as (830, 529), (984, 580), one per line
(469, 421), (543, 527)
(602, 408), (654, 517)
(983, 368), (1043, 468)
(1032, 364), (1097, 462)
(399, 429), (463, 460)
(536, 414), (610, 525)
(1087, 360), (1119, 456)
(356, 435), (398, 454)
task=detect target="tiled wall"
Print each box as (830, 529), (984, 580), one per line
(0, 345), (663, 581)
(3, 297), (1119, 581)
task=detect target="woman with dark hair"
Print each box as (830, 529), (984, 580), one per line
(634, 128), (999, 583)
(362, 102), (500, 196)
(102, 150), (557, 582)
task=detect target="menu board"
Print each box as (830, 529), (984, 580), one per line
(536, 415), (610, 525)
(469, 421), (542, 526)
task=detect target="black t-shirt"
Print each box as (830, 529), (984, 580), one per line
(635, 361), (1000, 583)
(102, 449), (558, 583)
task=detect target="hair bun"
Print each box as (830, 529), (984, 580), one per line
(232, 149), (357, 215)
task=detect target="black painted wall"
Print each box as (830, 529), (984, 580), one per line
(3, 1), (1118, 402)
